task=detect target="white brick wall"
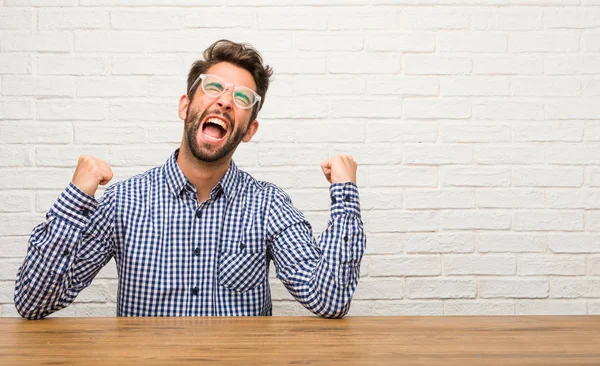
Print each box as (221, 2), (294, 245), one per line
(1, 1), (599, 318)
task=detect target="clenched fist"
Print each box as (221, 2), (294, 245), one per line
(71, 155), (114, 197)
(320, 155), (357, 185)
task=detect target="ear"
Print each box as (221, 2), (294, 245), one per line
(178, 94), (190, 121)
(242, 119), (259, 143)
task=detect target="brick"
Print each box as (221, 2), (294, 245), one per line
(406, 233), (475, 254)
(516, 300), (586, 315)
(2, 76), (74, 97)
(258, 145), (327, 167)
(440, 77), (509, 97)
(514, 122), (583, 142)
(591, 302), (600, 315)
(109, 146), (178, 167)
(111, 56), (186, 76)
(294, 76), (366, 95)
(331, 99), (402, 118)
(547, 144), (600, 164)
(1, 122), (72, 144)
(407, 279), (476, 299)
(76, 77), (148, 97)
(366, 211), (438, 233)
(404, 145), (471, 165)
(369, 167), (438, 187)
(256, 120), (365, 144)
(329, 10), (397, 30)
(550, 278), (600, 298)
(445, 255), (515, 275)
(510, 32), (579, 52)
(366, 33), (435, 52)
(353, 278), (405, 300)
(473, 101), (544, 120)
(369, 255), (440, 276)
(296, 34), (363, 51)
(443, 167), (511, 187)
(367, 76), (438, 96)
(405, 189), (474, 209)
(586, 122), (600, 141)
(0, 213), (45, 236)
(75, 31), (146, 52)
(520, 256), (585, 276)
(476, 189), (545, 209)
(38, 100), (106, 121)
(583, 32), (600, 52)
(149, 77), (183, 98)
(0, 146), (33, 167)
(348, 300), (443, 316)
(328, 54), (400, 74)
(438, 32), (507, 52)
(588, 256), (600, 275)
(6, 0), (75, 5)
(404, 99), (471, 119)
(399, 9), (469, 30)
(364, 233), (404, 254)
(0, 54), (32, 74)
(545, 9), (600, 29)
(549, 234), (600, 253)
(591, 168), (600, 187)
(257, 10), (328, 30)
(36, 191), (62, 213)
(329, 144), (401, 165)
(366, 122), (437, 143)
(0, 8), (32, 30)
(440, 210), (511, 230)
(0, 100), (33, 120)
(404, 55), (471, 75)
(511, 78), (580, 97)
(514, 211), (583, 232)
(480, 279), (548, 299)
(260, 97), (328, 119)
(445, 301), (515, 315)
(36, 146), (108, 168)
(474, 55), (543, 75)
(545, 56), (600, 75)
(38, 9), (108, 30)
(0, 191), (33, 213)
(1, 32), (71, 52)
(546, 189), (600, 209)
(439, 124), (511, 143)
(477, 233), (546, 253)
(109, 101), (175, 122)
(513, 167), (583, 187)
(360, 188), (403, 210)
(587, 211), (600, 231)
(75, 124), (147, 145)
(38, 55), (106, 76)
(472, 11), (542, 30)
(474, 146), (545, 165)
(266, 55), (327, 74)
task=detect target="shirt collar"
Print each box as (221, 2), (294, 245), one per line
(164, 149), (240, 202)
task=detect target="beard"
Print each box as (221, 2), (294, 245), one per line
(184, 106), (248, 163)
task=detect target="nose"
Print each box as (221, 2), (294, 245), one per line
(216, 86), (233, 111)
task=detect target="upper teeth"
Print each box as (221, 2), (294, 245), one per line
(206, 117), (227, 130)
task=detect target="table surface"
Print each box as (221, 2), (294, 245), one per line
(1, 316), (600, 365)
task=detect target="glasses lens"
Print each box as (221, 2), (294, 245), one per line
(202, 75), (225, 96)
(233, 87), (256, 109)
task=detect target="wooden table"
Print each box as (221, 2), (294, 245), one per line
(1, 316), (600, 365)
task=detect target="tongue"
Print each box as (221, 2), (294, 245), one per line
(204, 125), (223, 139)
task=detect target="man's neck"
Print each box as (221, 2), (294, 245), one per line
(176, 146), (231, 203)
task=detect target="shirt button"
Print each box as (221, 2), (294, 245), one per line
(196, 210), (202, 219)
(191, 287), (199, 296)
(82, 209), (89, 217)
(239, 242), (245, 250)
(193, 248), (200, 256)
(62, 249), (70, 257)
(344, 196), (351, 202)
(344, 236), (349, 242)
(331, 197), (336, 204)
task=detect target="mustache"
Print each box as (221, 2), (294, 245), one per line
(195, 109), (234, 127)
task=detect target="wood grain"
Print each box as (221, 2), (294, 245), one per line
(1, 316), (600, 365)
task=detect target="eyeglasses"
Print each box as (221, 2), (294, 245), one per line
(189, 73), (262, 110)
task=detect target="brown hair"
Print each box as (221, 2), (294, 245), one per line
(187, 39), (273, 122)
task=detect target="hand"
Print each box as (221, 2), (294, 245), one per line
(71, 155), (114, 197)
(320, 155), (357, 184)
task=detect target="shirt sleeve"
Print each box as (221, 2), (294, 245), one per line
(14, 182), (116, 319)
(267, 182), (366, 318)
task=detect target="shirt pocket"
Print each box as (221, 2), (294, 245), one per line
(217, 238), (267, 293)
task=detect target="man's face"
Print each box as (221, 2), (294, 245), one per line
(183, 62), (258, 163)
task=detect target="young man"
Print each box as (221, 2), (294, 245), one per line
(14, 40), (366, 319)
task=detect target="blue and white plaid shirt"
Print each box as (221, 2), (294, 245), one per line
(15, 149), (365, 319)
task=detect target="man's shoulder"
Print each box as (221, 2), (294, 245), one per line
(236, 168), (287, 198)
(104, 165), (164, 196)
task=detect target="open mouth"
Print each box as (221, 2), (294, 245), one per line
(201, 116), (229, 141)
